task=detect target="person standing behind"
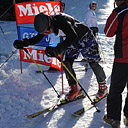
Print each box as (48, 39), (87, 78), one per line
(103, 0), (128, 127)
(84, 1), (98, 37)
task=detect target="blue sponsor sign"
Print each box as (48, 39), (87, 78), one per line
(17, 26), (61, 47)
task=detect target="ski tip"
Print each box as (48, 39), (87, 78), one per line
(25, 115), (35, 118)
(97, 109), (101, 113)
(25, 115), (32, 118)
(72, 113), (81, 117)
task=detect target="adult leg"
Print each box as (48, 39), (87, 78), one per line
(107, 63), (127, 121)
(124, 83), (128, 118)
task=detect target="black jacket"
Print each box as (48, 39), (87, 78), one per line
(28, 13), (89, 51)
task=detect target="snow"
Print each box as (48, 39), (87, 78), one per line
(0, 0), (127, 128)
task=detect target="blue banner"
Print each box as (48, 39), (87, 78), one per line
(17, 26), (61, 47)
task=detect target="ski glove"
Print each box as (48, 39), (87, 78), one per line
(45, 46), (59, 57)
(90, 27), (98, 36)
(45, 43), (66, 57)
(13, 38), (29, 49)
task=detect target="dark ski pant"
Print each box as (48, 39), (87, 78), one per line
(63, 58), (106, 85)
(107, 62), (128, 121)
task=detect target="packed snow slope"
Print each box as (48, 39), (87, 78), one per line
(0, 0), (128, 128)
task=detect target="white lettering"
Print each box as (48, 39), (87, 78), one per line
(23, 32), (29, 39)
(38, 51), (44, 61)
(50, 34), (54, 42)
(45, 36), (50, 42)
(22, 49), (61, 69)
(32, 4), (39, 15)
(45, 3), (54, 15)
(30, 33), (37, 38)
(17, 3), (60, 17)
(24, 50), (37, 60)
(23, 51), (30, 59)
(57, 59), (61, 68)
(18, 4), (33, 16)
(44, 55), (51, 63)
(30, 50), (38, 60)
(51, 58), (56, 65)
(54, 5), (60, 13)
(39, 5), (48, 14)
(23, 32), (37, 39)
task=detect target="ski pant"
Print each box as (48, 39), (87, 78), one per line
(63, 58), (106, 85)
(107, 62), (128, 121)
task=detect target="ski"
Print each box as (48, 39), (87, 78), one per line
(36, 70), (60, 73)
(25, 106), (55, 118)
(25, 93), (85, 118)
(36, 68), (88, 73)
(72, 94), (108, 117)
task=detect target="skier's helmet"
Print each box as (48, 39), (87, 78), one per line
(34, 12), (51, 34)
(89, 1), (97, 9)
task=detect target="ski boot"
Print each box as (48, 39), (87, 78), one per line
(60, 85), (84, 104)
(103, 114), (120, 128)
(66, 84), (80, 100)
(124, 116), (128, 126)
(93, 81), (108, 103)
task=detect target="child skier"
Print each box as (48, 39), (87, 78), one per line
(13, 12), (107, 101)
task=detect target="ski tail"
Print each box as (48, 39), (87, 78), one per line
(72, 94), (107, 117)
(72, 104), (93, 116)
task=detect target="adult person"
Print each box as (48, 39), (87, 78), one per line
(103, 0), (128, 127)
(84, 1), (98, 37)
(13, 12), (107, 101)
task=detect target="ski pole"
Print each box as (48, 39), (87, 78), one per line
(0, 26), (14, 52)
(0, 49), (17, 69)
(96, 33), (105, 63)
(57, 56), (100, 113)
(23, 48), (60, 98)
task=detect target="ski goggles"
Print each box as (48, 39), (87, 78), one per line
(91, 3), (97, 6)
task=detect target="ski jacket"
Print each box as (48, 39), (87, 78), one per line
(104, 2), (128, 63)
(28, 13), (89, 51)
(84, 9), (98, 28)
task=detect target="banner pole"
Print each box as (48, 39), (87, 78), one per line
(20, 50), (23, 74)
(23, 48), (60, 98)
(61, 61), (64, 94)
(59, 54), (64, 94)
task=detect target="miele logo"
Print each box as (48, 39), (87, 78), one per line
(20, 48), (61, 69)
(17, 3), (60, 17)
